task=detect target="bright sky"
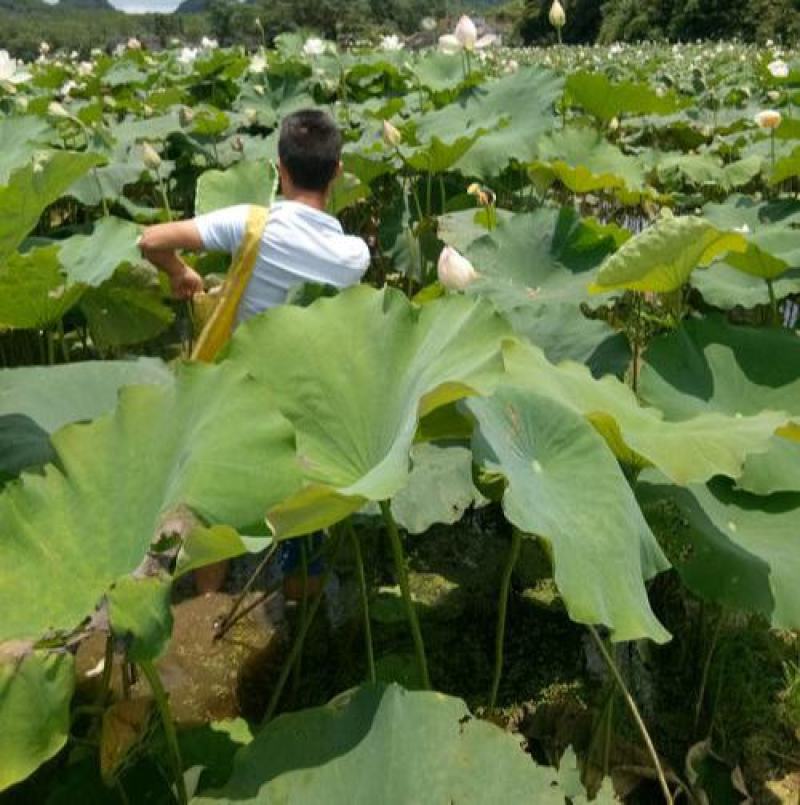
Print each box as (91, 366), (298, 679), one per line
(43, 0), (184, 12)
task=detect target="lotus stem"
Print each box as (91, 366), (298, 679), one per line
(694, 611), (725, 732)
(588, 626), (673, 805)
(291, 537), (310, 696)
(346, 519), (376, 683)
(766, 278), (779, 326)
(380, 500), (431, 689)
(139, 660), (188, 805)
(489, 527), (521, 709)
(261, 535), (342, 725)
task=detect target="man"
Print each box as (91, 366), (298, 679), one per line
(138, 108), (370, 592)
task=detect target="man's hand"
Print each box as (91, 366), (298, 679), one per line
(170, 265), (204, 300)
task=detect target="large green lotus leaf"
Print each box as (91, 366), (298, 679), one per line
(565, 71), (688, 123)
(639, 317), (800, 494)
(692, 263), (800, 309)
(465, 386), (670, 642)
(193, 684), (566, 804)
(0, 361), (301, 642)
(402, 134), (482, 175)
(0, 649), (74, 792)
(107, 576), (173, 663)
(702, 195), (800, 280)
(58, 217), (144, 287)
(79, 264), (174, 347)
(0, 246), (84, 329)
(531, 128), (646, 193)
(638, 476), (800, 630)
(590, 216), (747, 294)
(455, 208), (629, 370)
(0, 116), (53, 184)
(390, 443), (485, 535)
(195, 160), (277, 215)
(224, 286), (512, 538)
(412, 52), (468, 92)
(0, 151), (105, 261)
(0, 358), (171, 476)
(67, 161), (145, 207)
(655, 153), (762, 192)
(413, 67), (564, 179)
(503, 341), (787, 485)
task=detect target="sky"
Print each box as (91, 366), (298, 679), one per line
(43, 0), (185, 12)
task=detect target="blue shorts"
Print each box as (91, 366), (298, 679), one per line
(278, 533), (325, 576)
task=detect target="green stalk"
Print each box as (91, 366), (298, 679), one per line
(346, 520), (376, 683)
(488, 528), (521, 709)
(262, 536), (342, 725)
(588, 626), (673, 805)
(766, 278), (780, 326)
(379, 500), (430, 689)
(291, 538), (310, 696)
(139, 661), (188, 805)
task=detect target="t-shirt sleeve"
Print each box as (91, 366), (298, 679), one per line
(193, 204), (250, 254)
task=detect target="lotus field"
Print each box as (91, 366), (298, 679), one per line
(2, 29), (800, 804)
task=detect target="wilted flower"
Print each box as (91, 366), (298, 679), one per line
(380, 34), (404, 51)
(768, 59), (789, 78)
(549, 0), (566, 29)
(47, 101), (70, 118)
(201, 36), (219, 50)
(303, 37), (326, 57)
(382, 119), (402, 147)
(467, 182), (495, 207)
(127, 37), (142, 50)
(438, 246), (478, 291)
(178, 47), (198, 65)
(249, 52), (267, 73)
(141, 142), (162, 170)
(755, 109), (782, 129)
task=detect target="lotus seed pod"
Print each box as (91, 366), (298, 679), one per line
(382, 120), (402, 147)
(549, 1), (566, 29)
(437, 246), (478, 291)
(755, 109), (782, 129)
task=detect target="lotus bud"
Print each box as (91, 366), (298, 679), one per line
(437, 246), (478, 291)
(767, 90), (781, 102)
(231, 136), (244, 153)
(47, 101), (70, 118)
(454, 15), (478, 50)
(103, 95), (117, 109)
(127, 37), (142, 51)
(755, 109), (782, 129)
(608, 116), (619, 132)
(253, 84), (265, 96)
(549, 0), (566, 29)
(39, 41), (51, 55)
(179, 105), (194, 126)
(244, 107), (258, 125)
(382, 119), (402, 147)
(141, 142), (161, 170)
(142, 104), (153, 117)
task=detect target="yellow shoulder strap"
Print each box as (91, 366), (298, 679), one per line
(191, 204), (269, 363)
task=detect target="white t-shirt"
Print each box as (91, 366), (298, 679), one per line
(194, 201), (370, 323)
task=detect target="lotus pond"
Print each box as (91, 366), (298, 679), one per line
(1, 34), (800, 805)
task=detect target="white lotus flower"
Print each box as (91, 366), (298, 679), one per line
(47, 101), (70, 119)
(77, 61), (93, 77)
(244, 107), (258, 124)
(60, 79), (77, 97)
(767, 90), (781, 102)
(421, 17), (437, 32)
(201, 36), (218, 50)
(549, 0), (566, 29)
(768, 59), (789, 78)
(454, 15), (477, 50)
(380, 34), (404, 51)
(127, 37), (142, 51)
(303, 37), (326, 57)
(91, 48), (103, 57)
(249, 52), (267, 73)
(0, 50), (30, 84)
(382, 119), (402, 147)
(39, 41), (51, 55)
(141, 142), (162, 170)
(178, 47), (198, 65)
(437, 246), (478, 291)
(755, 109), (782, 129)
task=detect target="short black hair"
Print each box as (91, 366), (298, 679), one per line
(278, 109), (342, 192)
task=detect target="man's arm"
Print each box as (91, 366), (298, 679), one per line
(138, 220), (205, 300)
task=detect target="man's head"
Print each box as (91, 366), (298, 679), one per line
(278, 109), (342, 199)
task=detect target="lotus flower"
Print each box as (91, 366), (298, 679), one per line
(77, 61), (93, 77)
(438, 15), (496, 53)
(39, 41), (51, 55)
(178, 47), (198, 65)
(549, 0), (566, 29)
(47, 101), (70, 119)
(127, 37), (142, 50)
(755, 109), (782, 129)
(421, 16), (437, 32)
(249, 52), (266, 73)
(768, 59), (789, 78)
(244, 107), (258, 125)
(382, 119), (402, 147)
(303, 38), (326, 57)
(141, 142), (162, 170)
(201, 36), (219, 50)
(0, 50), (30, 84)
(380, 34), (404, 51)
(437, 246), (478, 291)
